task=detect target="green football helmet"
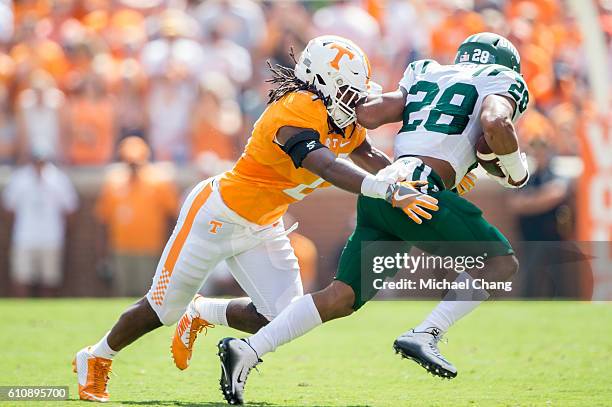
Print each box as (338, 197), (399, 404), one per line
(454, 32), (521, 74)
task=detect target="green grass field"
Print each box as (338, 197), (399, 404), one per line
(0, 300), (610, 407)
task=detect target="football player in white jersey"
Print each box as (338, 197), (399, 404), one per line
(218, 32), (531, 404)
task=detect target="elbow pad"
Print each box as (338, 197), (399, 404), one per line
(278, 130), (326, 168)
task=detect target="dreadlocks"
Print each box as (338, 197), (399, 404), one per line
(265, 48), (352, 137)
(266, 48), (325, 105)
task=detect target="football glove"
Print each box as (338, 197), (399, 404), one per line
(386, 181), (439, 224)
(456, 171), (477, 195)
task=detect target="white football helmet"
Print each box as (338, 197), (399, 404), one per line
(295, 35), (371, 129)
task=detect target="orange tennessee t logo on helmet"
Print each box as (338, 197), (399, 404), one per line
(329, 43), (355, 70)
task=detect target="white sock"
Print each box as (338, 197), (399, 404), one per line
(194, 297), (230, 326)
(247, 294), (322, 357)
(415, 273), (490, 333)
(91, 332), (117, 359)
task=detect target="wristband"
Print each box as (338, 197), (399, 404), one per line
(497, 150), (527, 182)
(361, 174), (390, 199)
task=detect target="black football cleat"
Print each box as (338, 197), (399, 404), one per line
(393, 327), (457, 379)
(218, 337), (261, 405)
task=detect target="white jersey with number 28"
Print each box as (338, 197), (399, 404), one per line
(394, 59), (529, 188)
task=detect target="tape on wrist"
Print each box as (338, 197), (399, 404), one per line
(497, 150), (527, 182)
(361, 174), (390, 199)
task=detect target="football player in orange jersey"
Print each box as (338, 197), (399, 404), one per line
(72, 36), (438, 402)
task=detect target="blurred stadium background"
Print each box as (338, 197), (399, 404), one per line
(0, 0), (610, 300)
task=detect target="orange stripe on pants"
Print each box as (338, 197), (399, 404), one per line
(151, 183), (212, 306)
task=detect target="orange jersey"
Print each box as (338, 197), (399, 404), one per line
(95, 165), (179, 255)
(219, 91), (366, 225)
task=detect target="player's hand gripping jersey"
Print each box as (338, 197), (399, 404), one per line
(394, 59), (529, 188)
(219, 90), (366, 226)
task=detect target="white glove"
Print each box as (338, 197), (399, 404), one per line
(361, 157), (423, 199)
(375, 157), (421, 184)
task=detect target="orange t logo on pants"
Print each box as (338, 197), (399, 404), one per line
(209, 220), (223, 234)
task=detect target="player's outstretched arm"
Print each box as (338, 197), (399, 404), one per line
(276, 125), (373, 196)
(355, 88), (407, 129)
(302, 146), (438, 224)
(480, 94), (529, 187)
(302, 143), (381, 196)
(276, 126), (437, 223)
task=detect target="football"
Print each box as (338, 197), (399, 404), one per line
(476, 135), (505, 177)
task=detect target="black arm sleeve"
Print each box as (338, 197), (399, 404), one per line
(277, 130), (326, 168)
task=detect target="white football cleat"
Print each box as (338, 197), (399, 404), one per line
(218, 338), (261, 405)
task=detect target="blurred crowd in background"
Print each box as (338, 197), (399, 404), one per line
(1, 0), (610, 298)
(1, 0), (611, 166)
